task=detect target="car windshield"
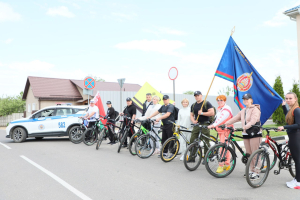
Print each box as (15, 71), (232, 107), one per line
(34, 109), (55, 118)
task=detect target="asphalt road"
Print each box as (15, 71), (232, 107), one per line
(0, 129), (299, 200)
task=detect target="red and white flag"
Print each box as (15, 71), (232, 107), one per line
(92, 92), (106, 124)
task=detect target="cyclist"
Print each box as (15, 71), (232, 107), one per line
(177, 98), (192, 161)
(278, 92), (300, 189)
(105, 101), (117, 145)
(142, 93), (153, 116)
(148, 95), (175, 157)
(81, 100), (99, 127)
(207, 95), (233, 173)
(190, 91), (214, 163)
(225, 93), (262, 180)
(120, 97), (137, 148)
(139, 95), (162, 155)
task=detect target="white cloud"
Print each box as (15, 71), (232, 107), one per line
(4, 38), (13, 44)
(46, 6), (75, 18)
(115, 39), (186, 54)
(9, 60), (55, 71)
(144, 27), (187, 36)
(264, 10), (289, 27)
(111, 12), (137, 20)
(0, 2), (21, 22)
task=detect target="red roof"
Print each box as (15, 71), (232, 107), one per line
(22, 76), (141, 100)
(71, 79), (141, 96)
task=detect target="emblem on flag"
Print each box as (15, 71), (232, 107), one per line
(237, 72), (253, 92)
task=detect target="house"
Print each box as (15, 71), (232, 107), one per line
(22, 76), (141, 117)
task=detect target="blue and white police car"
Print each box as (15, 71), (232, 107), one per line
(6, 105), (87, 143)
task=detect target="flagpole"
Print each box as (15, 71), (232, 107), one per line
(195, 26), (235, 122)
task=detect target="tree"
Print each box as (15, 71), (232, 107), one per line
(290, 80), (300, 105)
(218, 86), (234, 96)
(93, 76), (105, 82)
(0, 92), (26, 116)
(272, 76), (285, 125)
(183, 91), (194, 95)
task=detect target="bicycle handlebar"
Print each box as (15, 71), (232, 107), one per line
(168, 120), (188, 129)
(218, 125), (243, 132)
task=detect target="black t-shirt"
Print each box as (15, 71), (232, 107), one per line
(158, 103), (175, 124)
(191, 101), (213, 123)
(107, 107), (115, 119)
(123, 105), (137, 119)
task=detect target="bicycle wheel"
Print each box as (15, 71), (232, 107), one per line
(83, 128), (98, 146)
(246, 149), (270, 188)
(96, 129), (105, 150)
(288, 155), (296, 178)
(135, 134), (156, 159)
(183, 143), (202, 171)
(118, 130), (128, 153)
(260, 142), (277, 172)
(201, 135), (217, 158)
(161, 137), (180, 162)
(204, 143), (236, 178)
(128, 132), (141, 156)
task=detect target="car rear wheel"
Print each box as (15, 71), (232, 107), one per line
(12, 127), (27, 143)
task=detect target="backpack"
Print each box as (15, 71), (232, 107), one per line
(191, 101), (216, 124)
(114, 110), (120, 121)
(174, 106), (179, 121)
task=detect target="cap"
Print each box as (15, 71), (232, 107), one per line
(106, 101), (111, 104)
(126, 97), (132, 101)
(90, 100), (95, 103)
(163, 95), (169, 100)
(242, 93), (252, 99)
(194, 91), (202, 96)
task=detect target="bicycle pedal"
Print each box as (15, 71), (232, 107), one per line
(274, 170), (280, 175)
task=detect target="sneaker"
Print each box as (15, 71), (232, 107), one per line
(223, 165), (230, 171)
(287, 180), (300, 189)
(110, 142), (116, 145)
(154, 149), (160, 155)
(286, 178), (296, 185)
(107, 142), (112, 144)
(158, 153), (167, 158)
(180, 155), (184, 161)
(168, 154), (177, 159)
(244, 172), (253, 178)
(202, 160), (206, 165)
(216, 166), (224, 173)
(187, 159), (195, 163)
(250, 173), (260, 181)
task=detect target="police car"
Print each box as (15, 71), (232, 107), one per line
(6, 105), (87, 143)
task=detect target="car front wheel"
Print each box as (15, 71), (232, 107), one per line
(12, 127), (27, 143)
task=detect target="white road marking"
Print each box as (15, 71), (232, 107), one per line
(20, 155), (92, 200)
(0, 142), (11, 149)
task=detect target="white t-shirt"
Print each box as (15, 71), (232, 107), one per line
(88, 106), (99, 119)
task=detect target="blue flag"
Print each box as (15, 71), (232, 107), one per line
(215, 36), (282, 124)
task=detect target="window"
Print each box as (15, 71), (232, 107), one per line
(28, 104), (31, 113)
(32, 103), (36, 111)
(56, 108), (73, 116)
(34, 109), (55, 118)
(72, 108), (85, 114)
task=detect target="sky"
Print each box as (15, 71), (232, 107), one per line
(0, 0), (299, 97)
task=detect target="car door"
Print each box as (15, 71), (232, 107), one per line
(55, 107), (74, 133)
(30, 109), (55, 134)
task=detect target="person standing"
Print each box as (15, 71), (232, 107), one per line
(278, 92), (300, 189)
(139, 95), (162, 154)
(225, 93), (262, 179)
(120, 97), (136, 148)
(207, 95), (233, 173)
(148, 95), (175, 157)
(177, 98), (192, 160)
(142, 93), (153, 117)
(105, 101), (116, 144)
(190, 91), (214, 163)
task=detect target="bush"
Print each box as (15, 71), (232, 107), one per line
(0, 92), (25, 116)
(272, 76), (285, 125)
(291, 80), (300, 105)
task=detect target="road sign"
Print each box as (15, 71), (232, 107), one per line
(168, 67), (178, 80)
(83, 88), (93, 95)
(117, 78), (125, 88)
(84, 77), (96, 90)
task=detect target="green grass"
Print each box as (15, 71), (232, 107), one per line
(210, 124), (287, 141)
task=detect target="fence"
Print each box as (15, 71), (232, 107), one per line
(0, 113), (24, 127)
(98, 91), (240, 118)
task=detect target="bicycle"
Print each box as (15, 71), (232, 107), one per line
(183, 123), (218, 171)
(204, 125), (248, 178)
(96, 115), (121, 150)
(117, 116), (135, 153)
(128, 119), (161, 156)
(134, 119), (163, 159)
(245, 126), (295, 188)
(82, 118), (104, 146)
